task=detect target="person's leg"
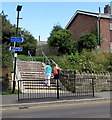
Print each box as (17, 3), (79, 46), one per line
(45, 74), (48, 84)
(47, 74), (51, 86)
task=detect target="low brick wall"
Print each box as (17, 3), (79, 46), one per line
(60, 70), (112, 92)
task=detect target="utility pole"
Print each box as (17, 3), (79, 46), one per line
(97, 7), (101, 48)
(110, 1), (112, 53)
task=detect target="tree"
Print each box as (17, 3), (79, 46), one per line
(77, 33), (98, 52)
(18, 29), (37, 56)
(1, 11), (38, 72)
(48, 25), (74, 54)
(1, 11), (16, 44)
(1, 11), (37, 56)
(2, 44), (13, 70)
(48, 25), (62, 46)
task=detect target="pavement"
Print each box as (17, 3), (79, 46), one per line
(0, 91), (111, 108)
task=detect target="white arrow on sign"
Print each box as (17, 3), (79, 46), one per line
(9, 47), (23, 51)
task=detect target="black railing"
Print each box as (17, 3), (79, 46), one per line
(18, 78), (95, 101)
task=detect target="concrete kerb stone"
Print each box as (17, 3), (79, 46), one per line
(1, 97), (110, 108)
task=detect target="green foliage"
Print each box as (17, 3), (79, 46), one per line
(48, 25), (62, 46)
(51, 55), (72, 70)
(77, 33), (98, 52)
(92, 51), (112, 71)
(2, 44), (13, 71)
(18, 30), (37, 56)
(18, 55), (49, 62)
(1, 11), (37, 56)
(1, 88), (22, 95)
(48, 25), (74, 54)
(18, 55), (33, 61)
(51, 51), (112, 72)
(1, 11), (16, 44)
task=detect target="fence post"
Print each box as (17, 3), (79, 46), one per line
(57, 79), (59, 99)
(18, 80), (19, 101)
(92, 78), (95, 97)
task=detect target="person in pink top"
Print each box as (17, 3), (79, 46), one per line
(53, 64), (62, 79)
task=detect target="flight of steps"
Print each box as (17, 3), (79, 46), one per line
(16, 60), (58, 93)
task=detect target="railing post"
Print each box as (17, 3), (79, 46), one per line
(92, 78), (95, 97)
(18, 80), (19, 101)
(57, 79), (59, 99)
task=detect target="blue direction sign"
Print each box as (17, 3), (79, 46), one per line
(9, 47), (23, 51)
(10, 37), (24, 42)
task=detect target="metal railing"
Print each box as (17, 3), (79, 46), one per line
(42, 51), (50, 64)
(18, 78), (95, 101)
(42, 52), (65, 75)
(28, 50), (34, 61)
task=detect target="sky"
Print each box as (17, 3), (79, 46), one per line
(1, 1), (111, 41)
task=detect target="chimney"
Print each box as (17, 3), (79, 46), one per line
(104, 5), (111, 14)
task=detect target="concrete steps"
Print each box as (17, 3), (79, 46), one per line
(17, 60), (57, 92)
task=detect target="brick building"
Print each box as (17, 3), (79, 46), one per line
(65, 5), (112, 52)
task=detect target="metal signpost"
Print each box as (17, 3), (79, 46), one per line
(10, 38), (23, 94)
(10, 5), (23, 94)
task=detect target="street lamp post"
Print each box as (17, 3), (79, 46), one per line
(12, 5), (22, 93)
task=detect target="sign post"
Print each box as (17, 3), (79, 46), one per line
(10, 38), (23, 93)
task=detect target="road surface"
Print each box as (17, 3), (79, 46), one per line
(2, 100), (111, 118)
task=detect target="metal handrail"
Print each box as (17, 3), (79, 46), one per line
(41, 52), (68, 76)
(42, 51), (50, 64)
(28, 50), (34, 61)
(50, 59), (57, 65)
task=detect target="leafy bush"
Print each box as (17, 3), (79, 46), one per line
(77, 33), (98, 52)
(2, 44), (13, 71)
(48, 25), (74, 54)
(18, 51), (112, 72)
(51, 50), (112, 72)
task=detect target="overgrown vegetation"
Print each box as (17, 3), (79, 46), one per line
(77, 33), (98, 52)
(48, 25), (99, 54)
(51, 50), (112, 72)
(47, 25), (112, 72)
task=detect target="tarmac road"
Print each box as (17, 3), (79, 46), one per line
(2, 100), (111, 119)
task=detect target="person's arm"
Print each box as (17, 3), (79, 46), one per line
(58, 67), (62, 71)
(42, 65), (46, 72)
